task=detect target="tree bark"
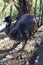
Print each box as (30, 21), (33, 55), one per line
(17, 0), (27, 20)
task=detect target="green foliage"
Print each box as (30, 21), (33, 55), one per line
(0, 0), (43, 21)
(33, 0), (43, 15)
(0, 0), (18, 21)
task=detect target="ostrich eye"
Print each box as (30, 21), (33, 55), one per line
(9, 17), (11, 21)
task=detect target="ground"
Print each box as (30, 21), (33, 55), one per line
(0, 26), (43, 65)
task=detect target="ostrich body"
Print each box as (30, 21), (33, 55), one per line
(0, 14), (37, 43)
(3, 14), (37, 42)
(0, 14), (37, 53)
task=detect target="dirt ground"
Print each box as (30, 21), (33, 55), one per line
(0, 26), (43, 65)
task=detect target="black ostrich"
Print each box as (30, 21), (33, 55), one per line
(0, 14), (37, 41)
(2, 14), (37, 41)
(0, 14), (37, 52)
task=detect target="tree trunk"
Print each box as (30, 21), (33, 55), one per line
(17, 0), (27, 20)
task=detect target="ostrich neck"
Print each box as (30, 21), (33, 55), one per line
(5, 22), (11, 34)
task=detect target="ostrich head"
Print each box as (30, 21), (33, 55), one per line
(4, 16), (11, 27)
(0, 16), (11, 32)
